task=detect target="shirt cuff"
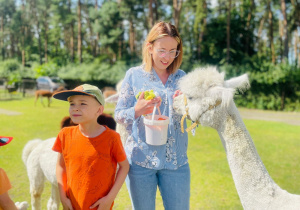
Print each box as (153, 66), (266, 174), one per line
(127, 106), (136, 122)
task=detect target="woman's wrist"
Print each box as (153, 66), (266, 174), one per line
(134, 107), (141, 119)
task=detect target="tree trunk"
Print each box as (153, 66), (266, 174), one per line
(173, 0), (182, 28)
(1, 15), (4, 60)
(77, 0), (82, 63)
(30, 0), (42, 64)
(44, 18), (48, 63)
(70, 24), (74, 62)
(94, 0), (99, 56)
(149, 0), (154, 28)
(279, 20), (284, 62)
(197, 0), (207, 60)
(257, 15), (265, 54)
(37, 22), (42, 64)
(35, 18), (42, 64)
(68, 0), (74, 62)
(295, 31), (298, 65)
(245, 0), (254, 56)
(226, 0), (231, 64)
(267, 0), (275, 64)
(84, 4), (94, 55)
(21, 0), (26, 66)
(280, 0), (289, 60)
(153, 0), (158, 22)
(129, 20), (135, 55)
(10, 34), (15, 58)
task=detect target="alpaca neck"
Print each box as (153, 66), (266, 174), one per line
(217, 103), (300, 209)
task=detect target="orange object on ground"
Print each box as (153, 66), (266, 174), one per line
(0, 168), (12, 195)
(157, 118), (165, 120)
(52, 125), (127, 210)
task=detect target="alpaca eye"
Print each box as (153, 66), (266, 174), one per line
(188, 96), (193, 100)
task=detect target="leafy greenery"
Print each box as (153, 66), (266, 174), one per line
(0, 0), (299, 110)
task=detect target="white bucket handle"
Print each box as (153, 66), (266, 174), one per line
(151, 104), (162, 122)
(151, 105), (157, 122)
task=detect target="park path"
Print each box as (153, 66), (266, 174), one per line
(0, 107), (299, 126)
(238, 108), (300, 126)
(0, 108), (21, 116)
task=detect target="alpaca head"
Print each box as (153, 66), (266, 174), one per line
(173, 67), (249, 129)
(105, 79), (123, 104)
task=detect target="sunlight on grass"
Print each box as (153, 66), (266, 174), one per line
(0, 96), (299, 209)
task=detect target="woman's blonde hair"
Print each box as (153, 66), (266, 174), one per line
(142, 21), (183, 74)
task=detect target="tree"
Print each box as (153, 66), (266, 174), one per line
(226, 0), (231, 63)
(173, 0), (183, 28)
(97, 1), (123, 63)
(245, 0), (255, 56)
(280, 0), (289, 60)
(77, 0), (82, 63)
(193, 0), (207, 60)
(119, 0), (145, 56)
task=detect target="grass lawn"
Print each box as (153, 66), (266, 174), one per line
(0, 96), (299, 209)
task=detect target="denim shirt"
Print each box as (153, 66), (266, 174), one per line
(115, 65), (188, 170)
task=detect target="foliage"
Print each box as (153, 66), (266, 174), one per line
(0, 0), (298, 110)
(221, 61), (300, 111)
(58, 60), (127, 84)
(0, 60), (22, 84)
(33, 62), (60, 78)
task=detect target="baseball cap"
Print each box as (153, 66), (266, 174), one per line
(0, 136), (13, 146)
(53, 84), (105, 106)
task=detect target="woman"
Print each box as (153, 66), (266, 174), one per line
(115, 21), (189, 210)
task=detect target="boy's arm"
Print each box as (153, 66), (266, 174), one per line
(90, 159), (129, 210)
(0, 192), (18, 210)
(56, 153), (73, 210)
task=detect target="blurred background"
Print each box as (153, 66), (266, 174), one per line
(0, 0), (299, 111)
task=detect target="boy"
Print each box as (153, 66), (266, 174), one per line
(0, 136), (28, 210)
(52, 84), (129, 210)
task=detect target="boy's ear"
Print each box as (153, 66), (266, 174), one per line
(97, 105), (104, 115)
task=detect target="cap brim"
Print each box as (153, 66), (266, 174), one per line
(53, 90), (94, 101)
(0, 136), (13, 146)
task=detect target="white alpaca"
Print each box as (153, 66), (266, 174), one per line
(173, 67), (300, 210)
(105, 79), (129, 145)
(15, 201), (29, 210)
(22, 138), (60, 210)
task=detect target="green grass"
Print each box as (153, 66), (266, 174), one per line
(1, 97), (300, 209)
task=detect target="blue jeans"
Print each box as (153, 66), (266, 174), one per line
(126, 163), (190, 210)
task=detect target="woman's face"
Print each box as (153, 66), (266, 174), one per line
(149, 36), (178, 73)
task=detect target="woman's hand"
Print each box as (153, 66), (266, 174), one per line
(134, 92), (161, 118)
(173, 90), (182, 99)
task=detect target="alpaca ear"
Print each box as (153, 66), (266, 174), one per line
(105, 93), (119, 104)
(208, 86), (235, 108)
(224, 74), (250, 93)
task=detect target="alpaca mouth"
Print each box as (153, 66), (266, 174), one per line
(180, 95), (222, 133)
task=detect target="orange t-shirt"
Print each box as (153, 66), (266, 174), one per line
(52, 125), (127, 210)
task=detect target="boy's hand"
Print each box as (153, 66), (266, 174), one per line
(90, 196), (113, 210)
(62, 198), (73, 210)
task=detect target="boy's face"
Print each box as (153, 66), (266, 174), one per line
(68, 95), (103, 125)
